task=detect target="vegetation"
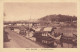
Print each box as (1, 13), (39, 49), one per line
(39, 14), (77, 23)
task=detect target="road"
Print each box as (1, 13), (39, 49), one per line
(4, 28), (44, 48)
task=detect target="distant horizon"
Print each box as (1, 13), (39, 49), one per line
(3, 14), (77, 22)
(4, 2), (77, 21)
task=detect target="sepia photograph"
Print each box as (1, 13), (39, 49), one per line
(3, 2), (77, 48)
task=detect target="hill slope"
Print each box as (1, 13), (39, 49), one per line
(38, 14), (77, 23)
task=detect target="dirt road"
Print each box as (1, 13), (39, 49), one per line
(4, 28), (43, 48)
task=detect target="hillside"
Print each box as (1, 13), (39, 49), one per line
(38, 14), (77, 23)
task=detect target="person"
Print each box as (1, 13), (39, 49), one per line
(10, 27), (14, 31)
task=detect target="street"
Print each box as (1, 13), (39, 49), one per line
(4, 28), (44, 48)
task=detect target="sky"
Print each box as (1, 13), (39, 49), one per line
(4, 2), (77, 21)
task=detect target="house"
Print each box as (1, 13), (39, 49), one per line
(14, 28), (20, 34)
(33, 27), (56, 45)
